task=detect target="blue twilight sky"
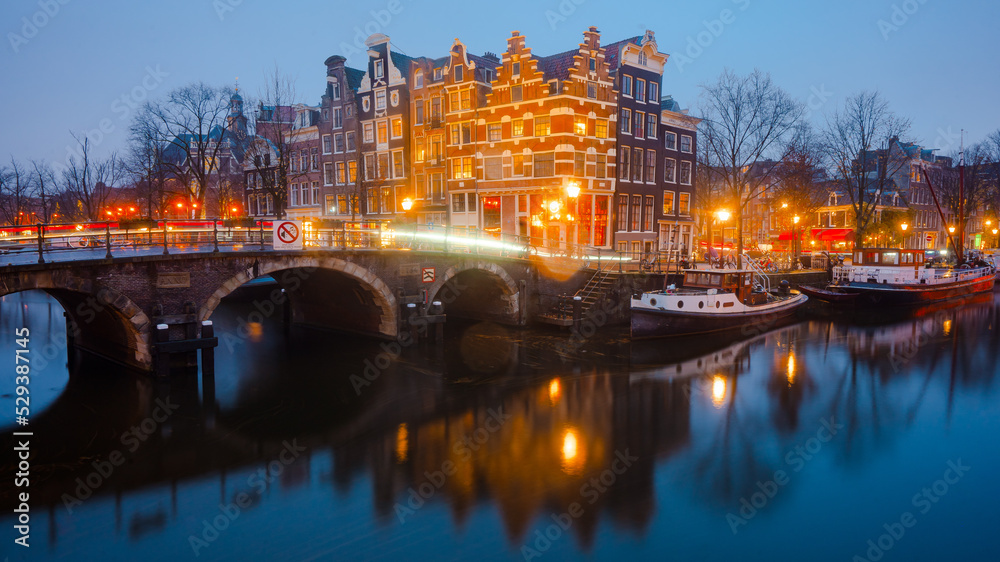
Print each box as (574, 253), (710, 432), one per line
(1, 0), (998, 169)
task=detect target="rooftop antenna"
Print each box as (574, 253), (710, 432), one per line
(235, 76), (239, 93)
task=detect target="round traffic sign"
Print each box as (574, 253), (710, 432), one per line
(276, 221), (300, 244)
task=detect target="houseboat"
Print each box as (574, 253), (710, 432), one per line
(806, 248), (995, 306)
(631, 269), (808, 339)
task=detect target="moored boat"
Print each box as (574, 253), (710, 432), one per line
(630, 268), (808, 339)
(820, 248), (994, 306)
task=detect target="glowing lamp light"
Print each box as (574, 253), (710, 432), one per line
(176, 203), (184, 209)
(231, 207), (239, 213)
(781, 202), (788, 209)
(993, 229), (998, 235)
(566, 181), (581, 198)
(901, 223), (908, 231)
(949, 226), (956, 233)
(716, 210), (731, 222)
(987, 220), (992, 227)
(401, 198), (413, 211)
(129, 207), (135, 212)
(793, 215), (800, 224)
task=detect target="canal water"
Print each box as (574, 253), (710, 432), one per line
(2, 289), (1000, 561)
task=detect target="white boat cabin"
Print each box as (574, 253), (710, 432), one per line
(682, 270), (769, 305)
(834, 248), (987, 286)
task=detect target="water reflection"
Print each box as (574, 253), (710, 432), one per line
(1, 291), (999, 561)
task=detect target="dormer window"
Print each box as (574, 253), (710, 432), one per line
(433, 67), (442, 80)
(414, 70), (424, 89)
(331, 80), (341, 100)
(375, 60), (384, 79)
(638, 52), (647, 66)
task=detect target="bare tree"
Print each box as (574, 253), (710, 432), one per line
(771, 128), (828, 262)
(61, 132), (125, 221)
(821, 91), (910, 247)
(698, 69), (803, 266)
(244, 68), (303, 219)
(30, 159), (58, 222)
(127, 107), (173, 218)
(0, 157), (36, 225)
(936, 142), (995, 258)
(146, 82), (232, 217)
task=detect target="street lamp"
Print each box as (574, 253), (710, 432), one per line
(713, 210), (731, 266)
(565, 181), (581, 199)
(792, 215), (801, 268)
(993, 228), (998, 249)
(401, 198), (413, 211)
(901, 222), (908, 249)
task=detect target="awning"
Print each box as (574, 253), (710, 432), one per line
(777, 231), (804, 241)
(810, 228), (854, 242)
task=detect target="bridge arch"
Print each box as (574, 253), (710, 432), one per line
(0, 272), (152, 369)
(199, 256), (398, 338)
(426, 260), (521, 324)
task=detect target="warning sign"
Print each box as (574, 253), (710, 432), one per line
(273, 220), (303, 250)
(422, 267), (435, 283)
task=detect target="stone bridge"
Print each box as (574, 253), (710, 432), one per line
(0, 249), (587, 372)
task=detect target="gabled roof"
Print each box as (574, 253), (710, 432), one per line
(534, 49), (578, 82)
(345, 67), (366, 91)
(601, 36), (642, 73)
(389, 51), (413, 78)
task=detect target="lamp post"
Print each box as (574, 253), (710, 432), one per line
(792, 215), (800, 270)
(714, 209), (731, 267)
(901, 222), (908, 249)
(993, 228), (998, 249)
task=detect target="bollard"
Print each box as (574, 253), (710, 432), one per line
(201, 321), (215, 377)
(572, 296), (582, 326)
(162, 219), (169, 255)
(213, 221), (219, 253)
(105, 222), (113, 259)
(155, 324), (170, 378)
(432, 300), (444, 342)
(407, 303), (418, 342)
(36, 223), (44, 264)
(259, 220), (265, 250)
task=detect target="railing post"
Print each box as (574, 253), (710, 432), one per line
(162, 219), (169, 255)
(342, 222), (347, 250)
(105, 222), (113, 259)
(36, 223), (44, 264)
(212, 220), (219, 253)
(259, 220), (265, 250)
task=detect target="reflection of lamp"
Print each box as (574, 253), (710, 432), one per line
(548, 378), (561, 404)
(787, 354), (796, 386)
(711, 375), (726, 409)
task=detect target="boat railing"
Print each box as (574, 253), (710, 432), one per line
(741, 253), (771, 293)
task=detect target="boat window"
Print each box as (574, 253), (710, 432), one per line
(864, 251), (878, 264)
(724, 274), (738, 286)
(902, 252), (912, 264)
(883, 252), (899, 265)
(855, 251), (862, 263)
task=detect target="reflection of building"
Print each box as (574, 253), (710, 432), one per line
(474, 28), (617, 248)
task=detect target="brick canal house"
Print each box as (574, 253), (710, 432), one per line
(605, 30), (698, 261)
(442, 40), (498, 234)
(659, 96), (699, 260)
(319, 55), (365, 221)
(357, 33), (413, 221)
(407, 52), (450, 227)
(474, 28), (618, 250)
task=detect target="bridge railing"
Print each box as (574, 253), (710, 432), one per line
(0, 219), (643, 271)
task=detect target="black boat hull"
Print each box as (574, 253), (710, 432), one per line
(831, 275), (994, 306)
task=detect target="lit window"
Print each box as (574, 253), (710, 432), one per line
(574, 116), (587, 136)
